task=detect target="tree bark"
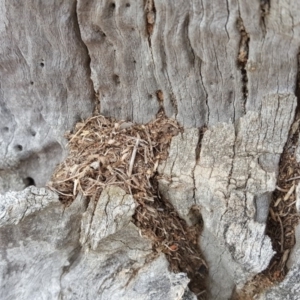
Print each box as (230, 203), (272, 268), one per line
(1, 1), (300, 299)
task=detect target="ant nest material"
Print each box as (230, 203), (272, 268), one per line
(48, 111), (207, 299)
(48, 111), (180, 204)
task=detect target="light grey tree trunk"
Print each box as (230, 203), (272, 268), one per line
(1, 1), (300, 299)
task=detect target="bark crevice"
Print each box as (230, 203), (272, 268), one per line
(260, 0), (270, 36)
(236, 16), (249, 115)
(74, 0), (97, 101)
(199, 61), (209, 125)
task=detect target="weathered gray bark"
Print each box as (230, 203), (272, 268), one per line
(0, 0), (94, 192)
(0, 187), (193, 300)
(1, 0), (300, 299)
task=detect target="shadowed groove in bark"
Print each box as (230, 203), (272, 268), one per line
(74, 0), (97, 103)
(232, 49), (300, 300)
(133, 123), (209, 299)
(264, 48), (300, 282)
(145, 0), (156, 38)
(133, 176), (208, 300)
(260, 0), (270, 36)
(236, 16), (249, 114)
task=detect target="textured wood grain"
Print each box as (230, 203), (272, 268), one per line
(0, 187), (193, 300)
(77, 0), (161, 123)
(239, 1), (300, 110)
(1, 0), (300, 299)
(158, 94), (296, 298)
(0, 0), (95, 191)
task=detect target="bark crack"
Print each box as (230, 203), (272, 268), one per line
(224, 0), (230, 40)
(236, 74), (300, 299)
(82, 195), (97, 248)
(199, 60), (209, 125)
(185, 15), (196, 64)
(145, 0), (156, 38)
(260, 0), (270, 37)
(74, 0), (97, 109)
(192, 127), (207, 206)
(236, 16), (249, 115)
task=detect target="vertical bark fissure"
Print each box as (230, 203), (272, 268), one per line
(193, 126), (207, 205)
(236, 16), (249, 115)
(264, 51), (300, 279)
(185, 15), (196, 63)
(145, 178), (208, 299)
(145, 0), (170, 115)
(170, 92), (179, 118)
(236, 53), (300, 299)
(185, 14), (198, 126)
(145, 0), (156, 39)
(199, 60), (209, 125)
(295, 52), (300, 108)
(145, 0), (156, 69)
(260, 0), (270, 37)
(73, 0), (97, 101)
(224, 0), (230, 40)
(58, 245), (82, 299)
(227, 126), (237, 196)
(81, 195), (97, 248)
(161, 45), (179, 117)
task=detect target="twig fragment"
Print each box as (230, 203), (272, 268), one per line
(128, 134), (140, 177)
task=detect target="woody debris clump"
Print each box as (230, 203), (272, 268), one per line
(48, 112), (207, 299)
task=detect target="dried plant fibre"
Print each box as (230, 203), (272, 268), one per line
(48, 111), (207, 298)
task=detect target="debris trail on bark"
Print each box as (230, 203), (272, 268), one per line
(234, 113), (300, 299)
(48, 111), (207, 299)
(265, 114), (300, 280)
(48, 111), (180, 203)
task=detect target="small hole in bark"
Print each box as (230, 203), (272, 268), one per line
(23, 177), (36, 187)
(126, 3), (130, 7)
(30, 81), (34, 85)
(133, 60), (136, 63)
(113, 74), (120, 85)
(40, 62), (44, 67)
(111, 3), (115, 8)
(30, 130), (36, 137)
(14, 144), (23, 151)
(2, 127), (9, 132)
